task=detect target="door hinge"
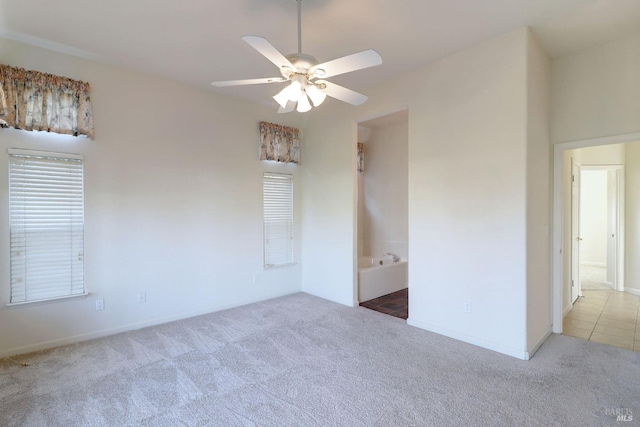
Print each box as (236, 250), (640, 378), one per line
(572, 279), (574, 288)
(572, 174), (575, 182)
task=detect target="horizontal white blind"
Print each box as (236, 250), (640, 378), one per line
(263, 173), (293, 268)
(9, 149), (85, 303)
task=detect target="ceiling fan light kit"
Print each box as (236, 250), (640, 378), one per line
(306, 84), (326, 106)
(211, 0), (382, 113)
(296, 91), (312, 112)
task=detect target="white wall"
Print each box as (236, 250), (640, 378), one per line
(301, 113), (359, 305)
(360, 120), (409, 260)
(357, 172), (365, 258)
(625, 141), (640, 294)
(581, 144), (625, 165)
(579, 170), (608, 265)
(356, 127), (369, 258)
(551, 31), (640, 144)
(0, 39), (303, 357)
(408, 28), (528, 359)
(302, 28), (548, 359)
(525, 31), (551, 354)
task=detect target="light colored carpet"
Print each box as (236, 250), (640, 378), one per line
(1, 292), (639, 426)
(581, 264), (613, 291)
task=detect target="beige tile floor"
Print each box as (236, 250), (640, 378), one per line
(563, 289), (640, 351)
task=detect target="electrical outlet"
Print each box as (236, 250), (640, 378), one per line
(464, 302), (472, 314)
(138, 292), (146, 303)
(96, 299), (104, 311)
(253, 274), (260, 284)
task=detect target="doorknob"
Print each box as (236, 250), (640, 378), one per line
(576, 237), (583, 241)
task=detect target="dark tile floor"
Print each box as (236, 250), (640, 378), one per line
(359, 288), (408, 319)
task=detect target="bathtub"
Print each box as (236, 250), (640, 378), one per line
(358, 256), (408, 302)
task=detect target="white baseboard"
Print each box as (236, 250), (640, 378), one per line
(0, 290), (300, 359)
(526, 330), (552, 360)
(563, 303), (572, 318)
(625, 288), (640, 297)
(406, 317), (528, 360)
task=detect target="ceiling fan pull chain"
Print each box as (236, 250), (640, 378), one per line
(297, 0), (302, 54)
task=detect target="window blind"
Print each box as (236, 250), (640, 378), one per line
(263, 173), (294, 268)
(9, 149), (85, 303)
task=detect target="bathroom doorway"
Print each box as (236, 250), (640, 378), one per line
(356, 109), (409, 319)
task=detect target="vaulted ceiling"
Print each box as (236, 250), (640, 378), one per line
(1, 0), (639, 108)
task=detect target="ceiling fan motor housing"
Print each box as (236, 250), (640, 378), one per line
(285, 53), (319, 75)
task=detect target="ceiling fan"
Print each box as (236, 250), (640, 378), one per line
(211, 0), (382, 113)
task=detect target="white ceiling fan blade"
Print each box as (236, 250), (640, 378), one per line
(242, 36), (295, 70)
(310, 50), (382, 79)
(278, 101), (296, 114)
(211, 77), (287, 87)
(316, 80), (368, 106)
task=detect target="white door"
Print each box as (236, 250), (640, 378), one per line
(571, 161), (581, 303)
(606, 169), (617, 287)
(608, 167), (625, 292)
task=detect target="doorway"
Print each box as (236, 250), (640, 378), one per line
(579, 167), (620, 291)
(571, 164), (624, 299)
(553, 135), (640, 351)
(355, 109), (409, 319)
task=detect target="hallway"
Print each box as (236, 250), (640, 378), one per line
(563, 290), (640, 351)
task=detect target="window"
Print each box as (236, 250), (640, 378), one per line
(263, 173), (294, 268)
(8, 149), (85, 304)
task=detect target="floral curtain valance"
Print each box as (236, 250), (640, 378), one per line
(357, 142), (364, 173)
(0, 64), (94, 139)
(259, 121), (300, 164)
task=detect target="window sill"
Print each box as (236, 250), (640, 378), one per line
(264, 262), (297, 270)
(5, 292), (90, 308)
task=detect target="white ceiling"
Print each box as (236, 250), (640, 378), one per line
(1, 0), (640, 109)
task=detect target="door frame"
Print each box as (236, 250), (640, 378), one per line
(552, 132), (640, 334)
